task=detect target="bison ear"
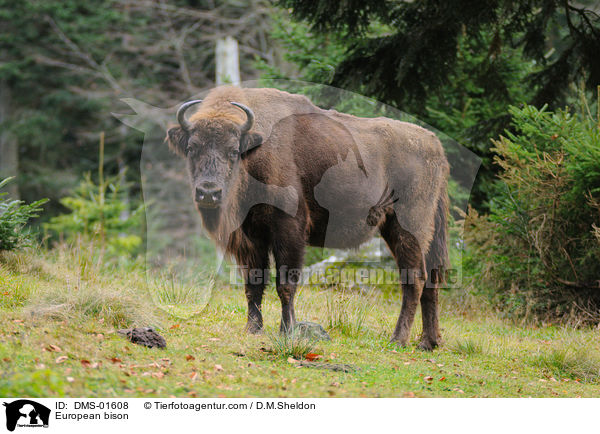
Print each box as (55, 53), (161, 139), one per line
(166, 126), (189, 157)
(239, 132), (263, 156)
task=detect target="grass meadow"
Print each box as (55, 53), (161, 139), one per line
(1, 246), (599, 398)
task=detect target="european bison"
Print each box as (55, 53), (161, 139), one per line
(167, 86), (449, 350)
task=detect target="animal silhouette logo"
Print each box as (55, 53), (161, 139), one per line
(3, 400), (50, 431)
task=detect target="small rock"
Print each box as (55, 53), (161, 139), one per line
(117, 327), (166, 349)
(293, 321), (331, 341)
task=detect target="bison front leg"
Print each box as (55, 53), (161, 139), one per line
(380, 214), (427, 348)
(241, 246), (270, 334)
(272, 226), (305, 334)
(275, 278), (297, 334)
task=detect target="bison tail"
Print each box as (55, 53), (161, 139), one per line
(425, 185), (449, 287)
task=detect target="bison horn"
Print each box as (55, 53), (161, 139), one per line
(176, 100), (203, 131)
(230, 102), (255, 133)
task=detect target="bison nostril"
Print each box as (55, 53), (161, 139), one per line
(195, 185), (222, 203)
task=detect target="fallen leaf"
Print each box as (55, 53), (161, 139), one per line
(190, 372), (198, 381)
(287, 357), (298, 364)
(305, 353), (322, 361)
(3, 357), (11, 362)
(152, 372), (165, 379)
(403, 392), (416, 398)
(214, 364), (224, 371)
(439, 376), (446, 381)
(186, 355), (195, 361)
(170, 324), (180, 329)
(55, 356), (68, 364)
(208, 338), (220, 342)
(80, 359), (91, 368)
(424, 376), (433, 382)
(46, 344), (62, 352)
(109, 357), (122, 364)
(66, 377), (74, 383)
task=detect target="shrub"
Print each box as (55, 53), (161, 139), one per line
(45, 171), (143, 258)
(463, 104), (600, 323)
(45, 135), (144, 259)
(0, 177), (48, 251)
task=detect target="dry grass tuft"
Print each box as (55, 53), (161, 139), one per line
(2, 244), (160, 328)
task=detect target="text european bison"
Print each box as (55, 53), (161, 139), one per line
(167, 86), (449, 350)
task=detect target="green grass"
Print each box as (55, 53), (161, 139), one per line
(264, 329), (317, 360)
(1, 247), (600, 397)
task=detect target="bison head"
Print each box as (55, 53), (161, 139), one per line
(167, 100), (263, 209)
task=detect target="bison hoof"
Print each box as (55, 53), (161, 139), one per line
(245, 322), (263, 335)
(417, 338), (439, 351)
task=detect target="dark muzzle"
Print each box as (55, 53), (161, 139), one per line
(195, 182), (222, 208)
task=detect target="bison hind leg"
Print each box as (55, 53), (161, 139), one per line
(418, 285), (442, 350)
(380, 212), (427, 348)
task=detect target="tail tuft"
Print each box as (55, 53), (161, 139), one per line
(425, 185), (449, 286)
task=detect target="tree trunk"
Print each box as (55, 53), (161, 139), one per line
(0, 79), (18, 199)
(215, 36), (241, 86)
